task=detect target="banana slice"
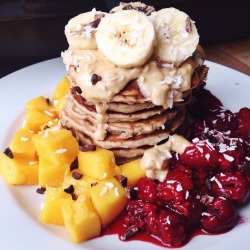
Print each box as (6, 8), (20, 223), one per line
(153, 7), (199, 66)
(110, 1), (155, 16)
(65, 9), (106, 50)
(96, 10), (155, 68)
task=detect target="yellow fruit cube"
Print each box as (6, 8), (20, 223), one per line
(10, 129), (37, 160)
(51, 76), (70, 116)
(0, 152), (38, 185)
(78, 148), (116, 180)
(119, 159), (146, 188)
(62, 167), (97, 198)
(32, 128), (79, 166)
(90, 177), (127, 228)
(38, 158), (69, 187)
(25, 96), (56, 132)
(40, 187), (74, 226)
(63, 195), (101, 243)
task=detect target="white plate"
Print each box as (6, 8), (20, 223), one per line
(0, 59), (250, 250)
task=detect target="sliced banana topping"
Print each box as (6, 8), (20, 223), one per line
(96, 10), (155, 68)
(110, 1), (155, 16)
(65, 9), (106, 50)
(152, 7), (199, 66)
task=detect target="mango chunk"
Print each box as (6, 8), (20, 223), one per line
(63, 195), (101, 243)
(119, 159), (146, 188)
(10, 129), (37, 160)
(62, 168), (97, 198)
(51, 76), (70, 116)
(0, 152), (38, 185)
(32, 128), (79, 187)
(90, 177), (127, 228)
(78, 148), (116, 180)
(25, 96), (56, 132)
(40, 187), (74, 226)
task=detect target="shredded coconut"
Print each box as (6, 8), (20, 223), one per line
(55, 148), (67, 154)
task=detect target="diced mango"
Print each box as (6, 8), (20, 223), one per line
(51, 76), (70, 116)
(32, 128), (79, 166)
(62, 168), (97, 198)
(90, 177), (127, 228)
(78, 148), (116, 180)
(32, 128), (79, 187)
(25, 96), (56, 132)
(0, 152), (38, 185)
(38, 158), (69, 187)
(40, 187), (74, 226)
(63, 195), (101, 243)
(10, 129), (37, 160)
(119, 159), (146, 188)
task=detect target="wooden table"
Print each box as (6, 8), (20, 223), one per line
(204, 38), (250, 76)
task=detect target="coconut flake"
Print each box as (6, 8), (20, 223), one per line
(55, 148), (67, 154)
(20, 137), (29, 142)
(223, 154), (234, 162)
(100, 186), (108, 196)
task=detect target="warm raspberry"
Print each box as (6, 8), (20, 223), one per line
(167, 168), (194, 190)
(236, 107), (250, 136)
(210, 171), (250, 205)
(180, 141), (219, 171)
(190, 120), (207, 139)
(205, 109), (238, 132)
(238, 158), (250, 182)
(157, 209), (187, 247)
(201, 196), (238, 233)
(157, 180), (186, 203)
(136, 177), (158, 203)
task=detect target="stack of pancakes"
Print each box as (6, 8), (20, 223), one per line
(60, 54), (208, 164)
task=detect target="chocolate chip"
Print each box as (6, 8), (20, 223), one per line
(72, 172), (83, 180)
(70, 158), (79, 171)
(120, 225), (139, 241)
(71, 193), (77, 201)
(118, 175), (128, 188)
(122, 4), (133, 10)
(3, 147), (13, 159)
(36, 187), (46, 194)
(73, 86), (82, 94)
(89, 14), (105, 28)
(205, 134), (218, 143)
(43, 125), (50, 130)
(79, 144), (96, 152)
(91, 182), (98, 187)
(64, 185), (74, 194)
(186, 17), (192, 33)
(46, 98), (51, 105)
(91, 74), (102, 85)
(154, 57), (163, 67)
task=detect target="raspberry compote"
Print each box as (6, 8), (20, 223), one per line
(117, 85), (250, 248)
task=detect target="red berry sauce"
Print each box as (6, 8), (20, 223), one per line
(104, 86), (250, 248)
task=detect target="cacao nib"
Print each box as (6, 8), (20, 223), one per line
(64, 185), (74, 194)
(3, 147), (13, 159)
(36, 187), (46, 194)
(71, 193), (77, 201)
(91, 74), (102, 85)
(118, 175), (128, 187)
(73, 86), (82, 94)
(43, 125), (50, 130)
(91, 182), (98, 187)
(120, 225), (139, 241)
(72, 172), (83, 180)
(70, 158), (79, 171)
(46, 98), (51, 105)
(79, 144), (96, 152)
(122, 4), (133, 10)
(186, 17), (192, 33)
(155, 57), (163, 67)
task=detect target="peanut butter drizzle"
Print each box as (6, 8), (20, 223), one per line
(140, 134), (191, 181)
(62, 49), (201, 141)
